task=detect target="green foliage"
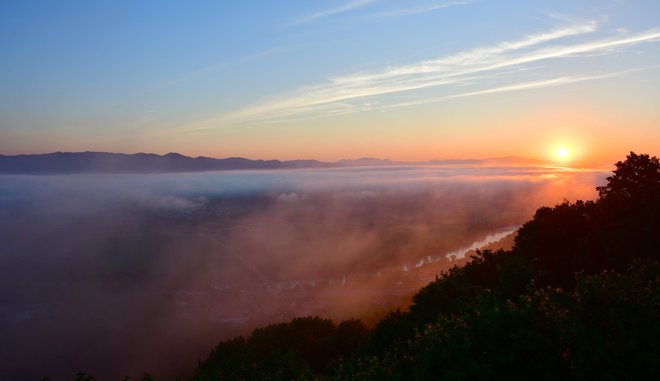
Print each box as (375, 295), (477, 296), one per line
(333, 355), (395, 381)
(191, 317), (369, 381)
(73, 373), (96, 381)
(364, 309), (415, 357)
(340, 261), (659, 380)
(565, 261), (660, 379)
(193, 337), (251, 380)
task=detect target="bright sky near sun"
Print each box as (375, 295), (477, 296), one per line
(1, 0), (659, 163)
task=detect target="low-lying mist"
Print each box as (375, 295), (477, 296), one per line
(0, 165), (606, 380)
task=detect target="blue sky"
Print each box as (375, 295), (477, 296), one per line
(1, 0), (659, 162)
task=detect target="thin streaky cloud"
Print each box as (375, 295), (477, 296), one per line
(182, 23), (660, 132)
(257, 71), (650, 126)
(386, 67), (657, 109)
(288, 0), (376, 26)
(478, 28), (660, 73)
(331, 22), (599, 85)
(224, 23), (597, 118)
(372, 0), (471, 18)
(233, 67), (659, 129)
(222, 22), (602, 120)
(451, 69), (655, 98)
(452, 76), (602, 98)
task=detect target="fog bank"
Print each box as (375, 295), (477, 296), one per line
(0, 165), (606, 380)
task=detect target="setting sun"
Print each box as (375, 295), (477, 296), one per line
(556, 146), (571, 161)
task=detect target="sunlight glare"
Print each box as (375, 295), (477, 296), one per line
(556, 146), (571, 162)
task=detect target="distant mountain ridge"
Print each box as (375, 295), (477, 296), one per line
(0, 151), (543, 174)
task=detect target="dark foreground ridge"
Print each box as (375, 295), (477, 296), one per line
(0, 151), (541, 174)
(49, 152), (660, 380)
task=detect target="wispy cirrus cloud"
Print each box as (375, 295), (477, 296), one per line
(329, 21), (599, 85)
(288, 0), (376, 26)
(184, 20), (660, 131)
(384, 67), (658, 109)
(372, 0), (471, 18)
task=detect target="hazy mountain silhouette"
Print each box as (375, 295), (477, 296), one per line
(0, 151), (545, 174)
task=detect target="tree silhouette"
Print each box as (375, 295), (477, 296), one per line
(597, 152), (660, 202)
(73, 373), (95, 381)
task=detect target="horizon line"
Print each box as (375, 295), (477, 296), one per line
(0, 149), (616, 168)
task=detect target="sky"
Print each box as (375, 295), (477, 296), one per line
(1, 0), (659, 163)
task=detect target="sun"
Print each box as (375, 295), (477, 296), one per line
(555, 146), (571, 162)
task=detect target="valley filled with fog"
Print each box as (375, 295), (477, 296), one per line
(0, 165), (606, 380)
